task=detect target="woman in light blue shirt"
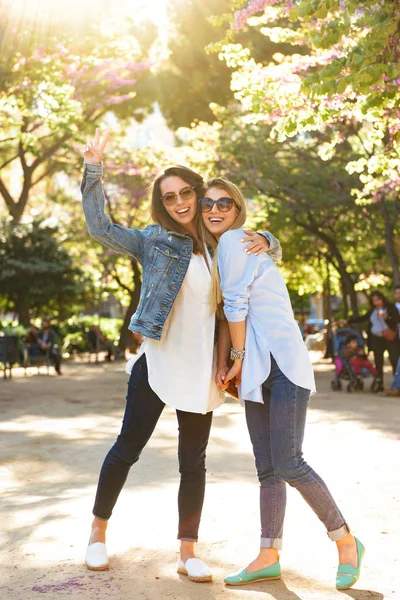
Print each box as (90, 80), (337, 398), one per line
(200, 177), (364, 591)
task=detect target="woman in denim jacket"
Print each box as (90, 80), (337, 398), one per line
(81, 130), (281, 580)
(202, 177), (364, 591)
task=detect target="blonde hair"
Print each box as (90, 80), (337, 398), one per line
(200, 178), (247, 318)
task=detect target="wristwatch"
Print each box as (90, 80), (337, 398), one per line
(230, 348), (245, 361)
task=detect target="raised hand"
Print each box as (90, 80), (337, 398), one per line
(83, 128), (110, 164)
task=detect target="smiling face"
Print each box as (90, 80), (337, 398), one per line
(159, 176), (198, 231)
(201, 186), (240, 238)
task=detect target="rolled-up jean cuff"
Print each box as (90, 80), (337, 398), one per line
(327, 523), (350, 542)
(92, 511), (109, 521)
(261, 537), (283, 550)
(177, 536), (198, 542)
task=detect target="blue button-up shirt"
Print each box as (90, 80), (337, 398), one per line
(219, 228), (316, 403)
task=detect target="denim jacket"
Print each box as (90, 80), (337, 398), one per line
(81, 162), (282, 340)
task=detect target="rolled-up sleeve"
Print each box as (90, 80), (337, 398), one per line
(218, 230), (261, 322)
(258, 231), (282, 263)
(81, 162), (149, 262)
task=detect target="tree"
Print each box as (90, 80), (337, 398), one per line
(214, 0), (400, 282)
(0, 220), (89, 325)
(151, 0), (309, 129)
(0, 13), (154, 222)
(192, 108), (388, 315)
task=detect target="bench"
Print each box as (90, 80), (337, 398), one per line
(0, 335), (19, 379)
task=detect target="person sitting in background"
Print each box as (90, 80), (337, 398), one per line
(24, 324), (41, 359)
(38, 318), (62, 375)
(343, 334), (377, 377)
(87, 325), (115, 362)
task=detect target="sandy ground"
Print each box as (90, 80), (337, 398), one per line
(0, 357), (399, 600)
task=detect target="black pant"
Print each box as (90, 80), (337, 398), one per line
(370, 334), (399, 381)
(92, 354), (213, 541)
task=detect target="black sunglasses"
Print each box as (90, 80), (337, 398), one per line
(199, 197), (239, 213)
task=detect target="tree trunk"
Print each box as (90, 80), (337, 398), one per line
(379, 196), (400, 286)
(325, 243), (358, 316)
(296, 220), (359, 316)
(340, 278), (349, 319)
(343, 270), (359, 316)
(117, 259), (142, 355)
(0, 172), (32, 223)
(323, 259), (334, 359)
(15, 299), (30, 327)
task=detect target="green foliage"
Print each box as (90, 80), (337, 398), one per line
(186, 107), (394, 313)
(214, 1), (400, 284)
(0, 12), (155, 222)
(218, 1), (400, 168)
(0, 219), (92, 324)
(60, 316), (123, 353)
(152, 0), (308, 129)
(0, 315), (123, 358)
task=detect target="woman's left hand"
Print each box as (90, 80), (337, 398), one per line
(241, 230), (269, 255)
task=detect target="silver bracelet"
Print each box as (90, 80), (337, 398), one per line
(230, 347), (245, 361)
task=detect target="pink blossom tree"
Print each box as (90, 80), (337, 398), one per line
(0, 29), (152, 222)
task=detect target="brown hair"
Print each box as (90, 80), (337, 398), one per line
(150, 165), (207, 252)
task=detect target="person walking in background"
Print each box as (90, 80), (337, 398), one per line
(348, 291), (399, 391)
(200, 177), (364, 591)
(394, 285), (400, 349)
(384, 359), (400, 397)
(383, 285), (400, 396)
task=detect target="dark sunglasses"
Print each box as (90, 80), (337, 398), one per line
(161, 186), (195, 205)
(199, 197), (238, 213)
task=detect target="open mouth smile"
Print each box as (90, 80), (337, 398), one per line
(176, 207), (191, 215)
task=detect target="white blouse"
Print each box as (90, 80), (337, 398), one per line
(126, 252), (224, 414)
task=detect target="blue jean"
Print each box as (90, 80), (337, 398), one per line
(245, 356), (349, 549)
(391, 357), (400, 389)
(92, 354), (213, 541)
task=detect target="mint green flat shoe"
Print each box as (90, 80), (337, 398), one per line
(336, 537), (365, 590)
(224, 562), (281, 586)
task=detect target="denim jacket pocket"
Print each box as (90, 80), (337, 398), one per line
(150, 244), (180, 274)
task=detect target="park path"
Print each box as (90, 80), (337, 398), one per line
(0, 359), (399, 600)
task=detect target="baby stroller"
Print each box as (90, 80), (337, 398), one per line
(330, 328), (380, 393)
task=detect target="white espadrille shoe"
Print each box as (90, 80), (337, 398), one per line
(85, 542), (109, 571)
(177, 555), (212, 582)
